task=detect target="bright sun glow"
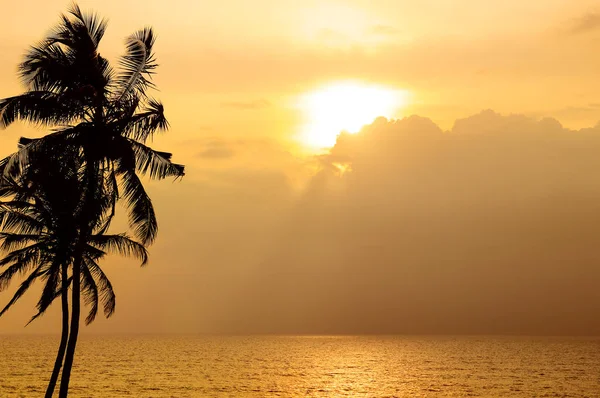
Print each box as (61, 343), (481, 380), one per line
(299, 82), (410, 148)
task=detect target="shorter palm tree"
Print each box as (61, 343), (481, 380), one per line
(0, 150), (147, 397)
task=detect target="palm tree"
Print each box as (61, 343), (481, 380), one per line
(0, 147), (148, 398)
(0, 4), (184, 396)
(0, 151), (78, 398)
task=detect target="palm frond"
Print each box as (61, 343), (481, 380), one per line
(113, 27), (157, 101)
(0, 232), (44, 252)
(31, 263), (60, 321)
(0, 247), (46, 292)
(0, 241), (44, 265)
(80, 264), (98, 325)
(26, 275), (72, 326)
(0, 149), (29, 181)
(92, 170), (119, 235)
(31, 4), (112, 101)
(85, 257), (115, 318)
(19, 42), (74, 92)
(0, 266), (42, 317)
(117, 168), (157, 245)
(68, 3), (108, 47)
(0, 175), (21, 198)
(0, 91), (84, 129)
(129, 140), (185, 180)
(0, 209), (45, 235)
(122, 98), (168, 142)
(0, 198), (54, 232)
(88, 233), (148, 265)
(50, 3), (105, 54)
(92, 169), (119, 234)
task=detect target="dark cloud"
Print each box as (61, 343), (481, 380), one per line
(220, 99), (271, 110)
(570, 11), (600, 34)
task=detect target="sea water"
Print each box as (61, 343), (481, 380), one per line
(1, 335), (599, 397)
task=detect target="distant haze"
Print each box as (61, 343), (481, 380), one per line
(1, 1), (600, 335)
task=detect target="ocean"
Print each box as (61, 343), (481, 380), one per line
(1, 335), (599, 397)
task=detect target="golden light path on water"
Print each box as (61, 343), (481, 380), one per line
(298, 81), (411, 148)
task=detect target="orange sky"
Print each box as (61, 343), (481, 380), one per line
(2, 1), (600, 335)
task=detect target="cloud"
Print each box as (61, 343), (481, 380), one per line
(222, 111), (600, 335)
(195, 139), (235, 159)
(160, 29), (600, 113)
(9, 111), (600, 335)
(220, 99), (271, 110)
(196, 147), (234, 159)
(570, 11), (600, 34)
(528, 105), (600, 127)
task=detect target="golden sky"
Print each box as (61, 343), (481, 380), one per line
(2, 1), (600, 334)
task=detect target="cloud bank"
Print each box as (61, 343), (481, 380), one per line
(222, 110), (600, 335)
(570, 11), (600, 34)
(4, 111), (600, 335)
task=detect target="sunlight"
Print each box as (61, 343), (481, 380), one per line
(298, 81), (410, 148)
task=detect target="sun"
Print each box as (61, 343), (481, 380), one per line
(298, 81), (410, 148)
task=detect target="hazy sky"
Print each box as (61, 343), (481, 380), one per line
(2, 1), (600, 335)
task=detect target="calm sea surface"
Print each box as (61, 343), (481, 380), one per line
(1, 335), (599, 397)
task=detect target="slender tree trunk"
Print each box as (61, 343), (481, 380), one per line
(58, 254), (81, 398)
(58, 157), (98, 397)
(45, 264), (70, 398)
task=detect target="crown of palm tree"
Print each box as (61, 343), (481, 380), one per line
(0, 3), (185, 245)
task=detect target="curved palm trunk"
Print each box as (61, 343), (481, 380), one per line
(59, 159), (98, 398)
(58, 254), (81, 398)
(45, 263), (70, 398)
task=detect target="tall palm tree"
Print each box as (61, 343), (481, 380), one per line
(1, 146), (82, 398)
(0, 147), (147, 397)
(0, 153), (75, 398)
(0, 4), (184, 396)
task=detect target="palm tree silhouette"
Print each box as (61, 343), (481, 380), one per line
(0, 4), (184, 396)
(0, 147), (147, 397)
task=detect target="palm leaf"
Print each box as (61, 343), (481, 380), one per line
(117, 167), (157, 245)
(68, 3), (108, 47)
(26, 275), (72, 326)
(129, 140), (185, 180)
(85, 257), (115, 319)
(80, 264), (99, 325)
(19, 42), (75, 93)
(0, 209), (45, 235)
(0, 266), (43, 317)
(114, 27), (157, 101)
(31, 263), (61, 321)
(0, 242), (45, 267)
(88, 233), (148, 265)
(0, 91), (84, 128)
(121, 98), (168, 142)
(0, 232), (44, 252)
(93, 169), (119, 235)
(0, 245), (46, 291)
